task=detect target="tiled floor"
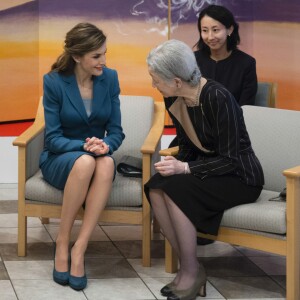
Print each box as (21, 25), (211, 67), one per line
(0, 184), (286, 300)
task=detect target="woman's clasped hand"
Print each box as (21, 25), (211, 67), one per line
(83, 137), (110, 155)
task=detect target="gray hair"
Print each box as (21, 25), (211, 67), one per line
(147, 39), (201, 86)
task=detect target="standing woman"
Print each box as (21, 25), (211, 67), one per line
(40, 23), (125, 290)
(145, 39), (264, 300)
(195, 4), (257, 106)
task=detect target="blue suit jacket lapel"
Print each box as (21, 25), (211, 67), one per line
(90, 73), (109, 119)
(63, 74), (89, 124)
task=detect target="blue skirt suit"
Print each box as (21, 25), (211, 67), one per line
(39, 68), (125, 190)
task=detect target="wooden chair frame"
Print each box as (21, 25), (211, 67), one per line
(160, 146), (300, 300)
(13, 97), (165, 268)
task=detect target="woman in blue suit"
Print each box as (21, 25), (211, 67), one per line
(40, 23), (125, 290)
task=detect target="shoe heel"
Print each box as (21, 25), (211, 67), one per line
(69, 247), (87, 290)
(199, 282), (206, 297)
(69, 262), (87, 290)
(53, 243), (69, 286)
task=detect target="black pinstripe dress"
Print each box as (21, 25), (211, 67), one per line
(144, 79), (264, 235)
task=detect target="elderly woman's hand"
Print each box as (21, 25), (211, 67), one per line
(83, 137), (110, 155)
(154, 156), (187, 176)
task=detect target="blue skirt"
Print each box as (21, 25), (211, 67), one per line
(40, 151), (115, 190)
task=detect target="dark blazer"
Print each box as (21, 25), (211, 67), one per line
(194, 49), (257, 106)
(40, 67), (125, 166)
(165, 80), (264, 187)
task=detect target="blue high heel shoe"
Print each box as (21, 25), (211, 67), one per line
(53, 243), (70, 286)
(69, 272), (87, 291)
(69, 248), (87, 290)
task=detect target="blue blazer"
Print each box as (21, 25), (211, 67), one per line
(40, 67), (125, 166)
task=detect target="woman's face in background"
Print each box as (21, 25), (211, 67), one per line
(200, 15), (232, 52)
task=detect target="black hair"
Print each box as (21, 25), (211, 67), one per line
(195, 4), (240, 54)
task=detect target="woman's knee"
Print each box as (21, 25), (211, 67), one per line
(72, 155), (96, 179)
(149, 189), (164, 206)
(94, 156), (115, 180)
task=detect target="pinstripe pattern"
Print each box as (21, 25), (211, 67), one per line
(165, 79), (264, 187)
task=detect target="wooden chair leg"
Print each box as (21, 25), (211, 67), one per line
(165, 239), (178, 273)
(18, 214), (27, 257)
(142, 202), (151, 267)
(286, 250), (300, 300)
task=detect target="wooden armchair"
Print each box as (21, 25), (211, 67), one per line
(160, 105), (300, 300)
(13, 95), (165, 268)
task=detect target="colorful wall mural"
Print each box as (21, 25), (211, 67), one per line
(0, 0), (168, 122)
(0, 0), (300, 123)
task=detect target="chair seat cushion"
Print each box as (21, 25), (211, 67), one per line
(221, 189), (286, 235)
(25, 170), (142, 207)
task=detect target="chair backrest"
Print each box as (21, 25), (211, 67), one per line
(113, 95), (154, 163)
(243, 105), (300, 192)
(255, 82), (277, 108)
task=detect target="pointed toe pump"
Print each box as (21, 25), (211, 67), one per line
(53, 268), (70, 286)
(167, 264), (207, 300)
(53, 243), (69, 286)
(161, 281), (176, 296)
(69, 268), (87, 291)
(69, 248), (87, 291)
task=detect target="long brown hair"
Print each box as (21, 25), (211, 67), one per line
(50, 23), (106, 74)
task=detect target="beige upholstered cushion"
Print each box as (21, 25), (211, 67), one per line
(221, 190), (286, 234)
(25, 169), (142, 207)
(25, 170), (63, 205)
(26, 170), (286, 233)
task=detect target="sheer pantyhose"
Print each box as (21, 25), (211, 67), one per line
(55, 155), (114, 277)
(149, 189), (200, 290)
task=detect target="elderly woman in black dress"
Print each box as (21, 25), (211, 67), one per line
(145, 39), (264, 300)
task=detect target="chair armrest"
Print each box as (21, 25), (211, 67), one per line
(13, 97), (45, 181)
(13, 97), (45, 148)
(283, 165), (300, 178)
(159, 146), (179, 156)
(13, 120), (45, 180)
(141, 102), (165, 154)
(13, 120), (45, 148)
(140, 102), (165, 220)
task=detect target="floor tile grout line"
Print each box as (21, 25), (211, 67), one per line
(8, 278), (20, 300)
(2, 255), (20, 299)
